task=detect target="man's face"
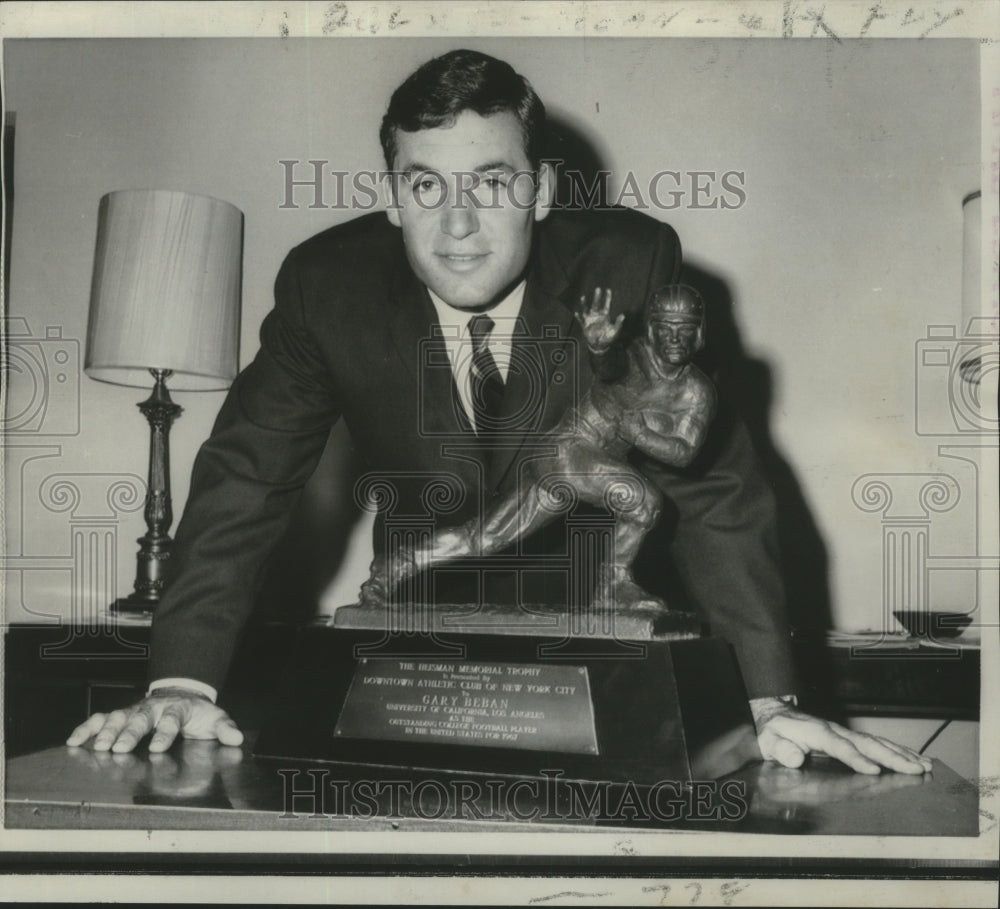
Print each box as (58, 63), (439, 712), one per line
(384, 110), (553, 310)
(649, 316), (701, 366)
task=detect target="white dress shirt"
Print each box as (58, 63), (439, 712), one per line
(427, 280), (526, 428)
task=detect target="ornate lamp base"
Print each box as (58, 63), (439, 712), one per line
(110, 593), (160, 617)
(113, 369), (182, 615)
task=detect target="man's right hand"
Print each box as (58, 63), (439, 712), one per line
(65, 688), (244, 754)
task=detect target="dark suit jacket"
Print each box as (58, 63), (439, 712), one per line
(150, 207), (796, 699)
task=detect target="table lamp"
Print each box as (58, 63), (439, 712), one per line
(85, 189), (243, 614)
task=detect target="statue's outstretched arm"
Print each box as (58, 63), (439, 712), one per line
(574, 287), (628, 383)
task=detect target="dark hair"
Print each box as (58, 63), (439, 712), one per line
(380, 50), (546, 168)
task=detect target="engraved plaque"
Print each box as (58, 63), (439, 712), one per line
(334, 659), (599, 755)
(256, 630), (760, 785)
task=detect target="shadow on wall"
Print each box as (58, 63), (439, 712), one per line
(546, 112), (613, 210)
(681, 264), (838, 718)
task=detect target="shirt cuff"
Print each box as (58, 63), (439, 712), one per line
(147, 677), (218, 703)
(748, 694), (798, 729)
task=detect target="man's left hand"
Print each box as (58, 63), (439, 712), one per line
(752, 700), (933, 775)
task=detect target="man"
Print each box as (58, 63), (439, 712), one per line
(68, 50), (930, 776)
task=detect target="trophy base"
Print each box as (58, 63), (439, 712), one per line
(255, 619), (760, 790)
(333, 600), (702, 641)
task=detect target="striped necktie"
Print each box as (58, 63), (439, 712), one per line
(468, 314), (504, 434)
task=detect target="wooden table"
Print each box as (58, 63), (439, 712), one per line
(5, 738), (979, 836)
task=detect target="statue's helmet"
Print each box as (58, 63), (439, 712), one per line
(645, 284), (706, 352)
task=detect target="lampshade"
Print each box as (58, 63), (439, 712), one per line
(85, 189), (243, 391)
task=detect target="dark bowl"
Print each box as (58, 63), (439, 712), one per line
(893, 610), (973, 639)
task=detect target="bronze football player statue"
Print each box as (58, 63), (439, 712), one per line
(360, 284), (717, 618)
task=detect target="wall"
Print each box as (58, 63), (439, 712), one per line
(2, 37), (989, 639)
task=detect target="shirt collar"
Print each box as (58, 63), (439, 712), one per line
(427, 281), (527, 335)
